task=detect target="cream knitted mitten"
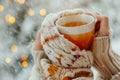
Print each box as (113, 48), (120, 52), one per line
(92, 36), (120, 80)
(30, 9), (94, 80)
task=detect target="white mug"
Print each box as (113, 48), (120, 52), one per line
(56, 14), (96, 50)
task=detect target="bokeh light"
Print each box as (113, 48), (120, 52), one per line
(28, 9), (35, 16)
(10, 44), (18, 52)
(5, 14), (16, 24)
(40, 9), (47, 16)
(21, 55), (28, 61)
(15, 0), (25, 4)
(21, 61), (28, 68)
(5, 58), (11, 63)
(0, 5), (4, 12)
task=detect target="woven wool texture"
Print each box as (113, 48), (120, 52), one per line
(30, 9), (120, 80)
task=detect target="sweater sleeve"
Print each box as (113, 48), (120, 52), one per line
(92, 36), (120, 79)
(30, 43), (46, 80)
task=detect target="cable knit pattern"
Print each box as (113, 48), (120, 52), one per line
(30, 44), (46, 80)
(30, 9), (120, 80)
(92, 36), (120, 80)
(111, 72), (120, 80)
(41, 27), (93, 68)
(30, 9), (94, 80)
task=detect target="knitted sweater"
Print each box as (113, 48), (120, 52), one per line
(92, 36), (120, 80)
(30, 9), (120, 80)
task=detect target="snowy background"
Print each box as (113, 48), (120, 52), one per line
(0, 0), (120, 80)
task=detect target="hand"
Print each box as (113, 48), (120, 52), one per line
(34, 10), (110, 51)
(34, 26), (45, 50)
(85, 12), (110, 37)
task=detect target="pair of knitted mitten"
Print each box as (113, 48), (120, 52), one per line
(31, 9), (94, 80)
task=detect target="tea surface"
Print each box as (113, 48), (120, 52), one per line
(63, 22), (87, 27)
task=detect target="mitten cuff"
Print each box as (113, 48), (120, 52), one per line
(92, 36), (119, 79)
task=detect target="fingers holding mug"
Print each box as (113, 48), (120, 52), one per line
(34, 27), (45, 50)
(85, 12), (110, 37)
(97, 15), (109, 36)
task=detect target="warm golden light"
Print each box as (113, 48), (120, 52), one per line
(21, 55), (28, 61)
(5, 58), (11, 63)
(16, 0), (25, 4)
(5, 14), (16, 24)
(10, 44), (18, 52)
(0, 5), (4, 12)
(8, 16), (16, 24)
(40, 9), (47, 16)
(21, 61), (28, 68)
(28, 9), (35, 16)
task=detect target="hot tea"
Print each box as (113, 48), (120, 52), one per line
(56, 14), (96, 50)
(63, 22), (87, 27)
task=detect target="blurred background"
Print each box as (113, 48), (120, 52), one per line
(0, 0), (120, 80)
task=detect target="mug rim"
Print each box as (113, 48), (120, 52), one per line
(56, 14), (96, 34)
